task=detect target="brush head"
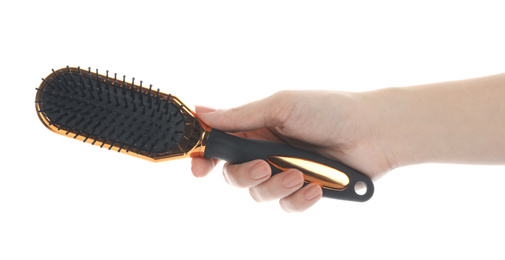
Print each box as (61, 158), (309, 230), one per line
(35, 66), (209, 161)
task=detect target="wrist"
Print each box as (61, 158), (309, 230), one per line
(359, 87), (428, 168)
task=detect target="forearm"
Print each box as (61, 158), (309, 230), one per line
(367, 73), (505, 166)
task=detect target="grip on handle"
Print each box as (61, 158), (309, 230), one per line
(203, 129), (374, 202)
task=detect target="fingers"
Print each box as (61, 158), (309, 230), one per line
(222, 160), (271, 188)
(193, 98), (322, 212)
(279, 183), (323, 213)
(191, 157), (219, 178)
(248, 169), (304, 202)
(223, 160), (322, 212)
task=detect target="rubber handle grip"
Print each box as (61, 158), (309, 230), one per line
(203, 129), (374, 202)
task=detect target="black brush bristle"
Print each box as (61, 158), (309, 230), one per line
(36, 67), (186, 156)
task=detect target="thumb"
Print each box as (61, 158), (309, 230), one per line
(196, 94), (287, 132)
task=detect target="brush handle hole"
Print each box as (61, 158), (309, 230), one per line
(354, 181), (368, 196)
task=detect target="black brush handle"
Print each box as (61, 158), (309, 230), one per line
(204, 129), (374, 202)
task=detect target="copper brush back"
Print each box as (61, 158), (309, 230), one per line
(35, 66), (374, 202)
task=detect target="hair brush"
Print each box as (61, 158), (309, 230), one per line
(35, 66), (374, 202)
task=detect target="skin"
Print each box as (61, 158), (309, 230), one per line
(191, 72), (505, 212)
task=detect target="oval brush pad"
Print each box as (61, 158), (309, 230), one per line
(35, 66), (207, 161)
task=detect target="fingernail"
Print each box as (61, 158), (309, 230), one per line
(304, 184), (322, 201)
(195, 105), (215, 114)
(191, 165), (202, 177)
(282, 170), (304, 188)
(249, 162), (270, 180)
(191, 161), (203, 177)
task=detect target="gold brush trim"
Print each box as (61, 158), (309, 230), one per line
(35, 67), (210, 162)
(267, 155), (350, 191)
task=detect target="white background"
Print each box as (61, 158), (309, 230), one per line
(1, 1), (505, 259)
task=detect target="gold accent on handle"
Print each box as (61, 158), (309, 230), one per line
(267, 155), (350, 191)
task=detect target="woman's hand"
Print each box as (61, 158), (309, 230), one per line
(191, 90), (398, 212)
(192, 72), (505, 212)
